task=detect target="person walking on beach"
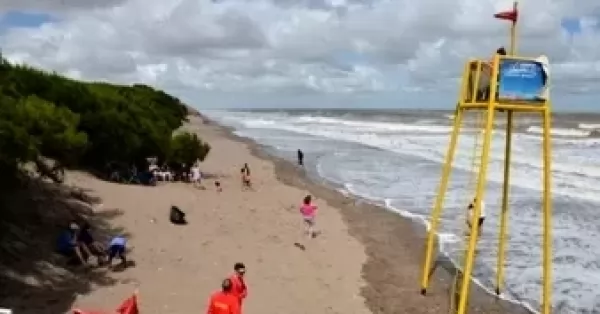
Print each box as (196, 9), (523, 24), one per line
(207, 278), (241, 314)
(466, 197), (486, 236)
(240, 163), (252, 190)
(300, 195), (318, 238)
(229, 263), (248, 309)
(297, 149), (304, 166)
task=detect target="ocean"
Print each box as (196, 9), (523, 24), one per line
(203, 108), (600, 314)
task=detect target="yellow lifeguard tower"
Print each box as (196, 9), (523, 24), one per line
(418, 2), (553, 314)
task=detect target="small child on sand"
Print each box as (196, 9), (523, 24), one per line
(107, 235), (128, 269)
(300, 195), (318, 238)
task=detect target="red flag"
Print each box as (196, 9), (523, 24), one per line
(116, 294), (139, 314)
(494, 2), (518, 23)
(494, 10), (517, 22)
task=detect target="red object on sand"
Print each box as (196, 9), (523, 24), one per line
(494, 8), (518, 22)
(116, 293), (139, 314)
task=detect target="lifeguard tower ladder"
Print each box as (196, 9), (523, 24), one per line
(418, 2), (553, 314)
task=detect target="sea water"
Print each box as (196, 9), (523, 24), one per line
(203, 109), (600, 314)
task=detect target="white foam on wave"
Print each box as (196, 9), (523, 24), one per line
(527, 126), (590, 137)
(293, 116), (454, 134)
(234, 116), (600, 203)
(378, 201), (540, 314)
(578, 123), (600, 130)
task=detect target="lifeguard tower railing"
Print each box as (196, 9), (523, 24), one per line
(420, 53), (553, 314)
(460, 56), (549, 112)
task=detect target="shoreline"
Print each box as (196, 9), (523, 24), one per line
(200, 114), (535, 314)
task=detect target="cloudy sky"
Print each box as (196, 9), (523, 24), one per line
(0, 0), (599, 110)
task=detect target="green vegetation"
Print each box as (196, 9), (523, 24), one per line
(169, 132), (211, 166)
(0, 55), (209, 183)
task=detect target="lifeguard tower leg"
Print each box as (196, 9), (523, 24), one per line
(457, 105), (497, 314)
(541, 106), (553, 314)
(420, 107), (464, 295)
(496, 111), (514, 295)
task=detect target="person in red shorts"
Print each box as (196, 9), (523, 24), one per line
(229, 263), (248, 308)
(207, 278), (240, 314)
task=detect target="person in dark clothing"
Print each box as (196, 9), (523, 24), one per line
(297, 149), (304, 166)
(56, 222), (88, 266)
(78, 222), (107, 265)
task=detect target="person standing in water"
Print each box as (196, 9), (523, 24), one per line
(297, 149), (304, 166)
(300, 195), (318, 238)
(466, 197), (486, 235)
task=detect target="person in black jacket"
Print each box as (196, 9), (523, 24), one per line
(297, 149), (304, 166)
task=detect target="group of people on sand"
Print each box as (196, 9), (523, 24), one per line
(56, 221), (128, 270)
(206, 263), (248, 314)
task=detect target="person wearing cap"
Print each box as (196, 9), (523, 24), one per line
(229, 263), (248, 307)
(207, 278), (240, 314)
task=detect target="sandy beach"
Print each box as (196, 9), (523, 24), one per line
(0, 115), (530, 314)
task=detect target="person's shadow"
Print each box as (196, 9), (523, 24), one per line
(293, 242), (306, 251)
(110, 260), (137, 273)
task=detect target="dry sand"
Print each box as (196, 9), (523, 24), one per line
(0, 115), (532, 314)
(68, 117), (371, 314)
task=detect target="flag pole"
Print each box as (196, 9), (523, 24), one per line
(509, 1), (518, 55)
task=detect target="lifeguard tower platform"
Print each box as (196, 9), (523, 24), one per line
(418, 2), (553, 314)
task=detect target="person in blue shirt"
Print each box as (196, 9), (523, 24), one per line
(107, 235), (128, 269)
(56, 222), (87, 266)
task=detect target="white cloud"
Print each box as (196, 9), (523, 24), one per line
(1, 0), (600, 108)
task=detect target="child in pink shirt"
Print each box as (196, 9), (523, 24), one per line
(300, 195), (318, 238)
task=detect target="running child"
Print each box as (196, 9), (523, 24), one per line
(300, 195), (318, 238)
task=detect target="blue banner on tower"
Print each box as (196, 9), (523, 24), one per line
(498, 59), (545, 102)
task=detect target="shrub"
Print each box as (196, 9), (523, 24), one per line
(169, 132), (211, 166)
(0, 54), (205, 181)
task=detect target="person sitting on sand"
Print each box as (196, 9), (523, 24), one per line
(207, 278), (241, 314)
(78, 222), (107, 265)
(215, 180), (222, 192)
(300, 195), (318, 238)
(466, 197), (486, 235)
(106, 234), (128, 269)
(56, 222), (88, 266)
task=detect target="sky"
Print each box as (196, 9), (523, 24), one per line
(0, 0), (599, 111)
